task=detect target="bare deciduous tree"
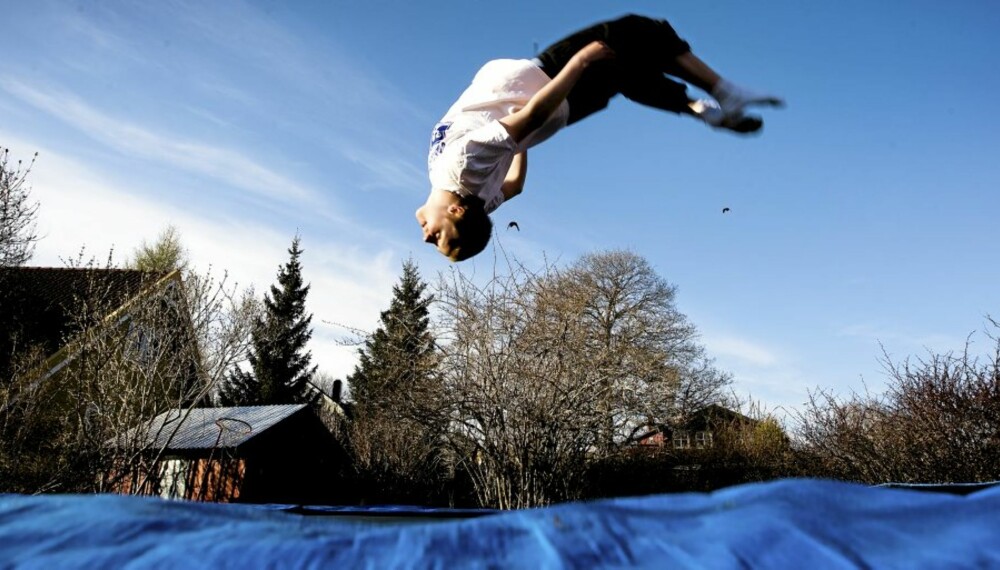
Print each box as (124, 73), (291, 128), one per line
(539, 251), (731, 450)
(434, 250), (731, 508)
(0, 147), (39, 268)
(0, 260), (259, 494)
(0, 148), (41, 379)
(796, 318), (1000, 484)
(436, 264), (588, 508)
(128, 225), (189, 274)
(186, 269), (260, 393)
(105, 268), (260, 495)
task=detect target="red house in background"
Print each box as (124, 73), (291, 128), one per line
(636, 405), (758, 450)
(116, 404), (348, 504)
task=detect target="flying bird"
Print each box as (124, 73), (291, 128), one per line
(507, 221), (520, 231)
(722, 207), (731, 214)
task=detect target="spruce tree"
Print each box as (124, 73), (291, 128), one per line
(345, 259), (441, 502)
(348, 259), (435, 408)
(218, 236), (316, 406)
(217, 367), (256, 406)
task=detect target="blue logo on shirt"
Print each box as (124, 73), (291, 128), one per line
(429, 122), (451, 161)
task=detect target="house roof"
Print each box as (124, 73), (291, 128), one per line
(0, 267), (174, 364)
(636, 404), (759, 443)
(687, 404), (757, 427)
(144, 404), (308, 450)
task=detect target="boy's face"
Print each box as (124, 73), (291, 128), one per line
(415, 202), (463, 260)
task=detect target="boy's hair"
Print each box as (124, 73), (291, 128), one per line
(451, 195), (492, 261)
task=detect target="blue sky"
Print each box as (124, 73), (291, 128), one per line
(2, 0), (998, 414)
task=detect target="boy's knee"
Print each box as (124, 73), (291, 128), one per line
(608, 14), (660, 34)
(614, 14), (651, 24)
(605, 15), (685, 59)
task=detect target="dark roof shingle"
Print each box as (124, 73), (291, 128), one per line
(0, 267), (172, 363)
(143, 404), (308, 450)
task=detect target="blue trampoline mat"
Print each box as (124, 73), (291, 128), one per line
(2, 478), (999, 569)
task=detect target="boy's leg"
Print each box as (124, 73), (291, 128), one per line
(535, 14), (781, 124)
(535, 15), (699, 124)
(618, 72), (762, 134)
(661, 52), (718, 93)
(667, 52), (784, 115)
(617, 69), (693, 115)
(609, 17), (782, 114)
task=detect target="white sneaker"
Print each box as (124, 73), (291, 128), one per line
(690, 99), (763, 134)
(712, 79), (784, 116)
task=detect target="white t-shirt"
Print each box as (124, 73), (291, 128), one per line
(427, 59), (570, 214)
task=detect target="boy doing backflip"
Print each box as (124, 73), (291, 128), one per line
(416, 14), (784, 261)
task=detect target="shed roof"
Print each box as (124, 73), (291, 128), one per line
(0, 267), (173, 366)
(145, 404), (307, 450)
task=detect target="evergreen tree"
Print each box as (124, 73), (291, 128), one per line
(217, 367), (257, 406)
(345, 259), (441, 503)
(348, 259), (435, 408)
(218, 236), (316, 405)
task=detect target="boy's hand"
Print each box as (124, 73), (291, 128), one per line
(573, 41), (615, 66)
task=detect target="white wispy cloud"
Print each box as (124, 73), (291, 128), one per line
(697, 330), (820, 413)
(48, 4), (154, 74)
(6, 132), (399, 379)
(705, 335), (779, 367)
(5, 0), (432, 214)
(727, 373), (814, 420)
(0, 0), (487, 378)
(158, 0), (428, 123)
(837, 323), (966, 353)
(189, 79), (261, 113)
(149, 0), (432, 195)
(58, 8), (120, 51)
(0, 77), (320, 206)
(339, 144), (428, 195)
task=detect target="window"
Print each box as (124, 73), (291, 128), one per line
(673, 430), (691, 449)
(695, 431), (713, 448)
(126, 320), (159, 369)
(159, 459), (189, 500)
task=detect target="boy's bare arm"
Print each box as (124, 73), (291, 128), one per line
(501, 151), (527, 201)
(499, 41), (614, 144)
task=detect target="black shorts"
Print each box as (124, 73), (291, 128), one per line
(535, 14), (694, 124)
